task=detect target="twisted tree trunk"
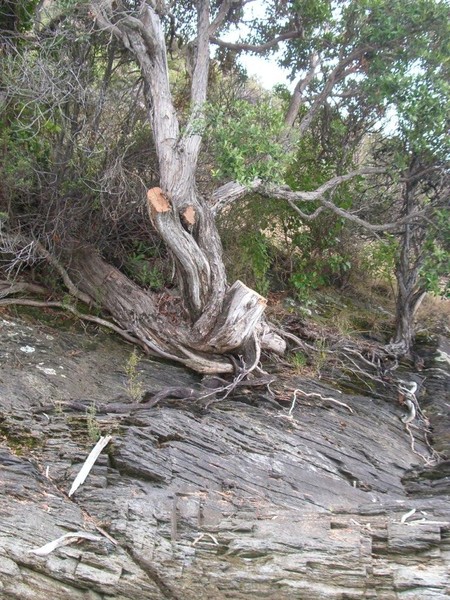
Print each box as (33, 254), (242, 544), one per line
(75, 2), (284, 373)
(70, 245), (271, 373)
(389, 158), (427, 356)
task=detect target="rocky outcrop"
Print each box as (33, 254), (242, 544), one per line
(0, 314), (449, 599)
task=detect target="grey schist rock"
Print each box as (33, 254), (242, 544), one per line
(0, 316), (449, 599)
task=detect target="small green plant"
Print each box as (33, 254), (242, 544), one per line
(290, 351), (308, 373)
(290, 268), (326, 303)
(126, 242), (166, 290)
(138, 264), (165, 290)
(86, 401), (101, 441)
(312, 338), (329, 378)
(124, 348), (144, 401)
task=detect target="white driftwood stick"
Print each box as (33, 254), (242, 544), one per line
(68, 435), (112, 497)
(400, 508), (417, 523)
(29, 531), (103, 555)
(293, 389), (354, 413)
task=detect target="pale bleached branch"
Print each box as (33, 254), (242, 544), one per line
(211, 179), (260, 215)
(257, 169), (426, 232)
(292, 46), (369, 138)
(29, 531), (103, 556)
(0, 280), (48, 298)
(0, 232), (94, 305)
(191, 0), (211, 107)
(208, 0), (243, 37)
(33, 240), (94, 305)
(212, 168), (383, 212)
(212, 168), (427, 233)
(0, 298), (147, 349)
(69, 435), (112, 497)
(90, 2), (131, 49)
(284, 53), (320, 131)
(182, 0), (211, 164)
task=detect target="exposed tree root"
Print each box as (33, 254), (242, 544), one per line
(404, 423), (441, 466)
(0, 280), (49, 298)
(288, 388), (354, 415)
(0, 298), (148, 350)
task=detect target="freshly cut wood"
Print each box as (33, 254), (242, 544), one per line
(182, 205), (196, 226)
(147, 187), (171, 214)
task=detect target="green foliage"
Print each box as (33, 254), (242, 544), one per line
(420, 209), (450, 297)
(290, 351), (308, 372)
(124, 349), (144, 402)
(207, 99), (289, 184)
(220, 204), (272, 295)
(361, 236), (398, 285)
(241, 232), (271, 296)
(126, 242), (166, 290)
(0, 0), (40, 35)
(86, 401), (101, 442)
(2, 0), (448, 334)
(290, 266), (326, 301)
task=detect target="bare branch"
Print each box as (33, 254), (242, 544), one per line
(90, 2), (131, 49)
(182, 0), (211, 165)
(33, 240), (94, 305)
(284, 53), (320, 131)
(211, 168), (426, 233)
(191, 0), (211, 107)
(0, 232), (94, 304)
(294, 46), (368, 138)
(0, 298), (149, 350)
(211, 179), (260, 215)
(258, 171), (428, 232)
(258, 168), (382, 202)
(210, 30), (302, 54)
(208, 0), (243, 37)
(0, 280), (48, 299)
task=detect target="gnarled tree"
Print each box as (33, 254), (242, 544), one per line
(1, 0), (448, 371)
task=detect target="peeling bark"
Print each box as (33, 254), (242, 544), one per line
(81, 2), (281, 374)
(69, 247), (278, 374)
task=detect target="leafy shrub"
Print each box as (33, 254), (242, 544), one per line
(206, 98), (290, 184)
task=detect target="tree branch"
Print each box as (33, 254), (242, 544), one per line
(260, 168), (385, 202)
(0, 232), (94, 305)
(210, 30), (302, 54)
(284, 53), (320, 131)
(257, 170), (427, 232)
(211, 179), (261, 215)
(212, 168), (426, 233)
(208, 0), (243, 37)
(181, 0), (211, 167)
(90, 2), (131, 49)
(294, 46), (368, 138)
(0, 298), (148, 350)
(0, 280), (48, 299)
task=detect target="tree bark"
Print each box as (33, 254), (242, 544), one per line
(80, 2), (287, 374)
(390, 286), (426, 356)
(69, 245), (283, 373)
(388, 158), (427, 356)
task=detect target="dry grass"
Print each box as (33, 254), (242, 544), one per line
(416, 294), (450, 335)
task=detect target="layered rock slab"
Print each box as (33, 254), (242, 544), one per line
(0, 315), (449, 599)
